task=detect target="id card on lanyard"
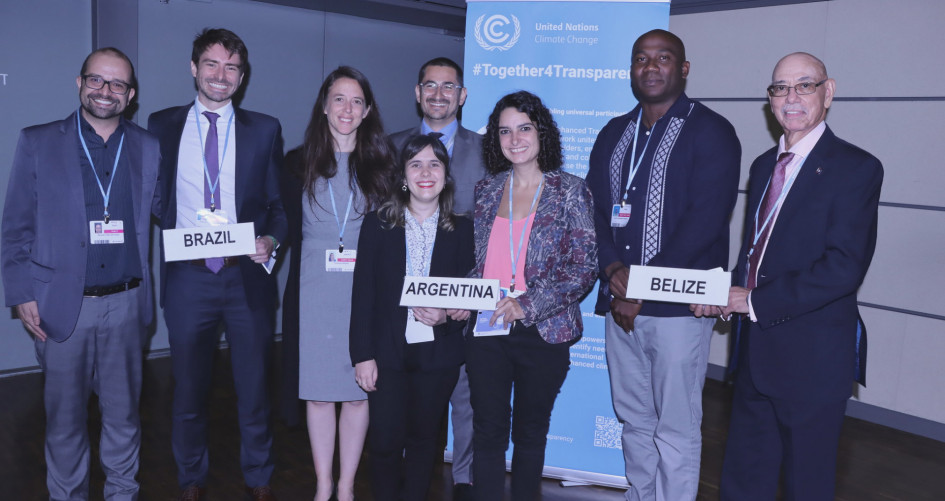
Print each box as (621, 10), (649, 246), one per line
(325, 180), (356, 271)
(612, 109), (652, 228)
(78, 111), (125, 244)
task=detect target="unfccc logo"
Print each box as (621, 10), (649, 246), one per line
(474, 14), (521, 51)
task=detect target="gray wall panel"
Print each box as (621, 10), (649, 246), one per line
(0, 0), (93, 373)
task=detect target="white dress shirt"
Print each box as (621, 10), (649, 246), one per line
(175, 98), (238, 229)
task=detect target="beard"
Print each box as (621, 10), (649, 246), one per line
(82, 92), (125, 120)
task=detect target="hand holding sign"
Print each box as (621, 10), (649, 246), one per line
(626, 265), (730, 307)
(413, 307), (447, 327)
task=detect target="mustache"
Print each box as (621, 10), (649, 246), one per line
(87, 93), (118, 104)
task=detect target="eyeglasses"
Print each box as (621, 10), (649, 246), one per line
(82, 74), (131, 95)
(420, 81), (462, 96)
(766, 79), (827, 97)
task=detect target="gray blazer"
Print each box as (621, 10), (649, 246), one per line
(1, 112), (160, 341)
(390, 123), (486, 216)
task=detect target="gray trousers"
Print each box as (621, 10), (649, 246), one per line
(449, 364), (474, 484)
(605, 314), (713, 501)
(35, 287), (144, 501)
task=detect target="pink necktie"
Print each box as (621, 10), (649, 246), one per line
(747, 152), (794, 289)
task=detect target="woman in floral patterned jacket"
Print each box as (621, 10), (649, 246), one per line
(464, 90), (598, 501)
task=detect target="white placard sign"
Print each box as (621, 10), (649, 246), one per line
(626, 265), (730, 306)
(400, 277), (501, 311)
(163, 223), (257, 262)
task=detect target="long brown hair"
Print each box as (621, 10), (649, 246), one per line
(300, 66), (393, 211)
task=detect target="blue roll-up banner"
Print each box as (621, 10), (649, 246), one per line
(445, 0), (670, 487)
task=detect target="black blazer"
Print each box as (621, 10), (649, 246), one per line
(349, 211), (474, 371)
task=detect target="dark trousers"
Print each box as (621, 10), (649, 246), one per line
(465, 323), (571, 501)
(720, 343), (848, 501)
(367, 364), (460, 501)
(165, 263), (275, 488)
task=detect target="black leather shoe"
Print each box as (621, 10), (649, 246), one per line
(452, 483), (473, 501)
(178, 486), (206, 501)
(246, 485), (277, 501)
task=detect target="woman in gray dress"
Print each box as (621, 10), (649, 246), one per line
(282, 66), (394, 501)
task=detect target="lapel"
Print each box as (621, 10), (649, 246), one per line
(481, 172), (507, 229)
(163, 106), (190, 227)
(768, 127), (835, 243)
(453, 126), (471, 158)
(234, 107), (251, 219)
(123, 124), (144, 233)
(525, 170), (561, 268)
(59, 113), (86, 222)
(391, 223), (407, 277)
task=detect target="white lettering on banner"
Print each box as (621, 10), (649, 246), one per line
(163, 222), (256, 261)
(625, 265), (731, 306)
(471, 63), (630, 81)
(400, 277), (501, 311)
(0, 74), (8, 85)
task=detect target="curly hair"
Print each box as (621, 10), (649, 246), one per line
(482, 90), (563, 175)
(300, 66), (394, 212)
(377, 134), (457, 231)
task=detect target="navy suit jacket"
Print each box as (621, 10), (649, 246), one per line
(349, 212), (475, 371)
(390, 124), (486, 216)
(1, 112), (160, 341)
(733, 125), (883, 402)
(148, 104), (287, 311)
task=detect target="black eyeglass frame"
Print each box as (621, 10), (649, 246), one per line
(81, 74), (132, 95)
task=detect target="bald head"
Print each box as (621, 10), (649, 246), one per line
(633, 29), (686, 61)
(773, 52), (827, 81)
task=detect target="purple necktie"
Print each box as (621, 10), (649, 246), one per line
(203, 111), (224, 274)
(747, 152), (795, 289)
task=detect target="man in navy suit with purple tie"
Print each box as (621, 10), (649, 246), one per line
(700, 52), (883, 500)
(148, 28), (286, 501)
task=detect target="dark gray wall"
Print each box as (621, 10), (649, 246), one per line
(0, 0), (463, 373)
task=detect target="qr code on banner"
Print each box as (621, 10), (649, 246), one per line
(594, 415), (622, 449)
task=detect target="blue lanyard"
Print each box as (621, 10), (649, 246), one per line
(508, 170), (543, 293)
(621, 108), (654, 205)
(327, 180), (354, 253)
(193, 105), (234, 211)
(749, 155), (804, 255)
(76, 111), (124, 223)
(405, 212), (437, 277)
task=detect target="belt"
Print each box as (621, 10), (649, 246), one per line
(83, 278), (141, 297)
(187, 256), (240, 268)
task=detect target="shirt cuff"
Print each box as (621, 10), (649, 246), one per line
(748, 290), (757, 322)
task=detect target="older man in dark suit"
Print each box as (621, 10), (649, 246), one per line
(148, 28), (286, 501)
(2, 48), (159, 500)
(389, 56), (486, 501)
(708, 52), (883, 500)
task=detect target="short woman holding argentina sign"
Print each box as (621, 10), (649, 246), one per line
(350, 134), (475, 501)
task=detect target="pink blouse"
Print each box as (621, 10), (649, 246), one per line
(483, 213), (536, 291)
